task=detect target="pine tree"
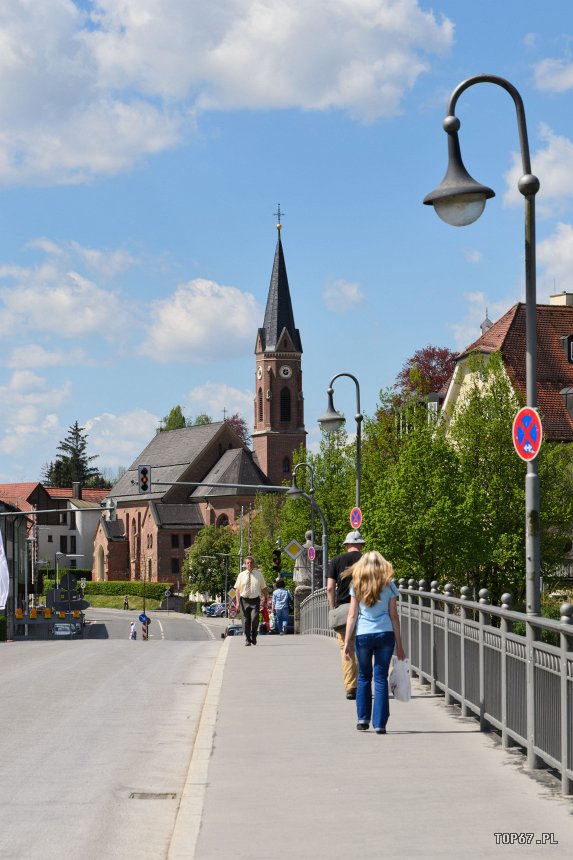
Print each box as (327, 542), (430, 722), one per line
(42, 421), (103, 487)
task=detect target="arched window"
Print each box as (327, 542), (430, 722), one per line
(283, 457), (290, 473)
(217, 514), (229, 527)
(258, 387), (263, 423)
(280, 387), (291, 421)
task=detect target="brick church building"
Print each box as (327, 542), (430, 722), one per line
(92, 225), (306, 583)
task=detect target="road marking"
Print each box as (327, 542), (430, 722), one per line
(195, 617), (216, 640)
(156, 619), (165, 640)
(167, 638), (230, 860)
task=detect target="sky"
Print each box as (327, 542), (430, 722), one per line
(1, 0), (573, 483)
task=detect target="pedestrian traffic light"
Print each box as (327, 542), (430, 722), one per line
(138, 465), (151, 493)
(272, 549), (281, 575)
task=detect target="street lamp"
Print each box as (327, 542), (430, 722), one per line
(290, 462), (316, 592)
(423, 74), (540, 618)
(286, 477), (328, 588)
(318, 372), (363, 509)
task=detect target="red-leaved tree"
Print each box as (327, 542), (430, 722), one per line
(395, 345), (457, 397)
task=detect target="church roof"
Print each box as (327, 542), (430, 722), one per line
(151, 502), (204, 527)
(191, 447), (271, 498)
(257, 231), (302, 353)
(109, 422), (233, 500)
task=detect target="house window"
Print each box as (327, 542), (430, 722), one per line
(58, 511), (67, 526)
(258, 387), (263, 422)
(171, 558), (180, 574)
(280, 387), (291, 421)
(70, 536), (76, 554)
(48, 535), (53, 543)
(183, 534), (191, 548)
(283, 457), (290, 474)
(171, 534), (179, 549)
(69, 511), (76, 530)
(70, 559), (77, 569)
(60, 536), (67, 554)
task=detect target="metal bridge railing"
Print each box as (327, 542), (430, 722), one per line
(300, 579), (573, 795)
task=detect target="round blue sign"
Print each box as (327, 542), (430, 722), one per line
(139, 613), (150, 624)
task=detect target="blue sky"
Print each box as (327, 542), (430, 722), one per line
(1, 0), (573, 483)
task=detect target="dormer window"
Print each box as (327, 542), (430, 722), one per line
(560, 387), (573, 419)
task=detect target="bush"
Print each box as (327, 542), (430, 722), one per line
(84, 581), (175, 601)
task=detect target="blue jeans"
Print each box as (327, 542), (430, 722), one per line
(355, 631), (396, 729)
(275, 606), (289, 633)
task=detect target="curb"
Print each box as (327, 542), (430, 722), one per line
(167, 637), (231, 859)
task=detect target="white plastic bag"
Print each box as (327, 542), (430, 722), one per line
(389, 656), (411, 702)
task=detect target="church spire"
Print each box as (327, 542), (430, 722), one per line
(259, 213), (303, 354)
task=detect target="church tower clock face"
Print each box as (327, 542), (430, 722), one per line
(257, 366), (263, 379)
(279, 365), (292, 379)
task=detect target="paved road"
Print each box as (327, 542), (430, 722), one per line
(0, 622), (224, 860)
(83, 608), (219, 641)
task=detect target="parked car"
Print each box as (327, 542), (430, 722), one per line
(51, 622), (80, 638)
(221, 623), (243, 639)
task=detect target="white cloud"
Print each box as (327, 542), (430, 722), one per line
(186, 382), (254, 421)
(140, 278), (261, 362)
(503, 124), (573, 216)
(449, 292), (518, 351)
(84, 410), (160, 469)
(6, 344), (92, 369)
(322, 278), (365, 312)
(0, 262), (128, 337)
(463, 249), (482, 265)
(533, 57), (573, 92)
(537, 222), (573, 297)
(0, 371), (71, 455)
(0, 0), (453, 185)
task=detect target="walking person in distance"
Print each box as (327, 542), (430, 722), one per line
(234, 556), (268, 646)
(344, 551), (405, 733)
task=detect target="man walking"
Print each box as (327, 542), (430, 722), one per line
(234, 556), (269, 646)
(327, 530), (365, 699)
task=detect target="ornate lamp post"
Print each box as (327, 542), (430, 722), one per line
(286, 472), (328, 588)
(290, 462), (316, 591)
(318, 372), (362, 509)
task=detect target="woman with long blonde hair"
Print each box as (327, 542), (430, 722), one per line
(343, 551), (405, 733)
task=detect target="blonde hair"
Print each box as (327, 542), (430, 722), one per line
(351, 551), (395, 607)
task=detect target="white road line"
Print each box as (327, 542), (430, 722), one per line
(194, 617), (216, 640)
(156, 619), (165, 640)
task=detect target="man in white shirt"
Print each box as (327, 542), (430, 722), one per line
(234, 556), (269, 646)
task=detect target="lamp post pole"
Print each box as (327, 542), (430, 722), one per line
(318, 372), (362, 509)
(423, 74), (540, 618)
(292, 462), (316, 592)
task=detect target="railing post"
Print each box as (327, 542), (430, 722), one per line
(460, 586), (470, 717)
(478, 588), (490, 731)
(560, 603), (573, 795)
(430, 581), (439, 694)
(500, 593), (513, 748)
(408, 578), (416, 676)
(444, 583), (454, 705)
(526, 613), (540, 770)
(418, 579), (429, 686)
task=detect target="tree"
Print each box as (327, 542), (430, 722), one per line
(192, 413), (212, 426)
(42, 421), (105, 488)
(395, 345), (457, 398)
(161, 405), (187, 430)
(225, 412), (251, 446)
(183, 525), (235, 599)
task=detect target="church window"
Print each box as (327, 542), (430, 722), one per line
(283, 457), (290, 473)
(280, 387), (291, 421)
(258, 387), (263, 422)
(171, 558), (180, 574)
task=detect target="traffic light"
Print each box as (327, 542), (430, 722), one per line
(138, 465), (151, 493)
(272, 549), (281, 575)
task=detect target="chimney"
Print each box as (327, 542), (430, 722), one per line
(72, 482), (82, 500)
(549, 292), (573, 306)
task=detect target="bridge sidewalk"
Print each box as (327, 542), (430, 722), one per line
(170, 634), (573, 860)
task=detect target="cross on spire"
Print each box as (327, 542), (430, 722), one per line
(274, 204), (285, 231)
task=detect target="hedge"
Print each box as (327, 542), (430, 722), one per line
(83, 581), (175, 601)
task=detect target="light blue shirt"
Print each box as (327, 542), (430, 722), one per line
(350, 580), (399, 636)
(272, 588), (290, 611)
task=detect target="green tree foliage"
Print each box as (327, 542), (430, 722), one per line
(193, 413), (212, 425)
(183, 524), (234, 598)
(42, 421), (107, 488)
(162, 405), (187, 430)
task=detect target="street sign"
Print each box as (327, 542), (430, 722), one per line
(165, 589), (171, 597)
(512, 407), (543, 461)
(227, 588), (236, 599)
(350, 507), (362, 529)
(284, 538), (304, 560)
(307, 546), (316, 561)
(281, 572), (293, 578)
(138, 613), (150, 624)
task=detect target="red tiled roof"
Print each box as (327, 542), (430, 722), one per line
(458, 302), (573, 442)
(44, 487), (109, 502)
(0, 482), (43, 511)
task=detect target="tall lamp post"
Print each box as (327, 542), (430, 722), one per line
(423, 74), (540, 618)
(286, 477), (328, 588)
(291, 462), (316, 592)
(318, 372), (363, 509)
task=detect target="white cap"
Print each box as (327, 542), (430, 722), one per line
(343, 530), (365, 545)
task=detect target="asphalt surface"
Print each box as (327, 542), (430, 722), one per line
(170, 633), (573, 860)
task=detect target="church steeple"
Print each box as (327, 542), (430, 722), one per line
(258, 226), (303, 354)
(252, 216), (306, 485)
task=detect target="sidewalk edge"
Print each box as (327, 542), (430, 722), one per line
(167, 637), (231, 859)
